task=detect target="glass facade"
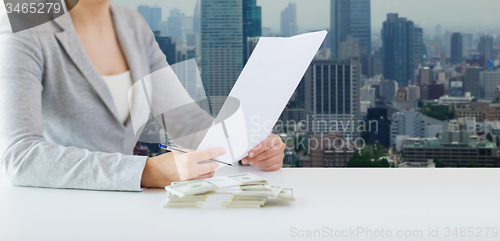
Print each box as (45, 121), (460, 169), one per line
(349, 0), (371, 55)
(201, 0), (244, 114)
(243, 0), (262, 64)
(382, 14), (415, 87)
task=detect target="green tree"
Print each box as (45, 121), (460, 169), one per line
(486, 133), (493, 142)
(485, 164), (495, 168)
(379, 157), (390, 167)
(433, 158), (444, 168)
(456, 160), (462, 168)
(417, 99), (424, 108)
(472, 98), (478, 102)
(347, 151), (391, 168)
(493, 97), (500, 104)
(467, 162), (479, 168)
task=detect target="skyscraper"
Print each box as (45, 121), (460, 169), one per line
(243, 0), (262, 64)
(366, 107), (390, 148)
(414, 27), (424, 69)
(193, 0), (201, 34)
(137, 5), (162, 32)
(154, 31), (176, 65)
(167, 9), (184, 39)
(281, 3), (298, 37)
(201, 0), (243, 115)
(150, 7), (162, 32)
(481, 70), (500, 99)
(450, 32), (463, 64)
(382, 13), (415, 87)
(304, 57), (361, 138)
(464, 67), (481, 99)
(349, 0), (371, 55)
(330, 0), (351, 59)
(478, 35), (494, 63)
(137, 5), (151, 27)
(379, 79), (398, 104)
(338, 35), (359, 60)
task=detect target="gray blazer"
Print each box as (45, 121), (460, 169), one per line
(0, 4), (169, 191)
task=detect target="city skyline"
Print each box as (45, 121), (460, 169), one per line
(110, 0), (500, 33)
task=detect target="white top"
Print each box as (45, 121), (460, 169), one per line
(1, 166), (499, 241)
(102, 71), (133, 124)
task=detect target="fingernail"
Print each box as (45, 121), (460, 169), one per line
(249, 152), (254, 158)
(242, 159), (247, 164)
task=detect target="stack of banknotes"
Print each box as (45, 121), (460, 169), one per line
(164, 173), (294, 208)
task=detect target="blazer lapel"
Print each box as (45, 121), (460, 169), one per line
(53, 12), (123, 126)
(111, 4), (143, 85)
(110, 4), (147, 128)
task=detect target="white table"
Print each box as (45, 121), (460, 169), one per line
(1, 166), (499, 241)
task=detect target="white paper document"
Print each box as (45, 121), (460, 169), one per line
(196, 31), (328, 166)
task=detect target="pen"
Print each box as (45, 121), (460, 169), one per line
(158, 144), (236, 167)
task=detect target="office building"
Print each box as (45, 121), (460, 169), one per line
(455, 102), (500, 122)
(403, 132), (498, 167)
(281, 3), (298, 37)
(382, 13), (415, 87)
(338, 35), (360, 60)
(304, 58), (361, 138)
(366, 107), (391, 147)
(349, 0), (371, 55)
(154, 32), (176, 65)
(372, 49), (383, 76)
(247, 37), (260, 61)
(407, 84), (420, 101)
(478, 35), (494, 63)
(394, 100), (418, 110)
(201, 0), (244, 115)
(391, 110), (443, 148)
(449, 78), (464, 97)
(464, 67), (481, 99)
(396, 87), (407, 101)
(463, 33), (474, 49)
(481, 70), (500, 99)
(330, 0), (351, 59)
(360, 85), (375, 106)
(379, 79), (398, 104)
(419, 67), (432, 86)
(445, 31), (452, 58)
(301, 134), (356, 168)
(167, 9), (184, 39)
(137, 5), (162, 32)
(428, 83), (445, 100)
(193, 0), (201, 34)
(450, 32), (463, 64)
(243, 0), (262, 64)
(414, 27), (424, 69)
(438, 92), (472, 105)
(175, 46), (197, 63)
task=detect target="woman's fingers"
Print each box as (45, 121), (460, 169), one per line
(187, 171), (215, 181)
(194, 161), (219, 175)
(247, 135), (282, 158)
(173, 147), (225, 181)
(188, 147), (226, 163)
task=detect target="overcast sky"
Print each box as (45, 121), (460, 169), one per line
(111, 0), (500, 33)
(1, 0), (499, 33)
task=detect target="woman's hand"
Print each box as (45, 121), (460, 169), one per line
(140, 147), (226, 188)
(241, 134), (285, 171)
